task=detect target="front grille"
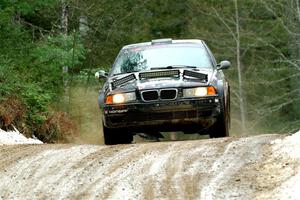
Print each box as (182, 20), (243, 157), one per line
(160, 89), (177, 100)
(141, 89), (178, 102)
(141, 91), (159, 101)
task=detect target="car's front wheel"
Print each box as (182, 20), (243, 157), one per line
(102, 123), (133, 145)
(209, 97), (230, 138)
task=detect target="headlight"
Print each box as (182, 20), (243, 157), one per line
(113, 94), (125, 103)
(183, 86), (216, 97)
(106, 92), (136, 104)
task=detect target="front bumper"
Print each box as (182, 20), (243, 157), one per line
(103, 96), (221, 131)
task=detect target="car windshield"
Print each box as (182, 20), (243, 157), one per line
(111, 44), (213, 75)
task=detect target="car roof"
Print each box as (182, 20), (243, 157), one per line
(122, 39), (204, 50)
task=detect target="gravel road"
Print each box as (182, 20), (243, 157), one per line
(0, 133), (300, 200)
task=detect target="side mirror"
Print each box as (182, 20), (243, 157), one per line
(217, 60), (231, 70)
(95, 70), (108, 79)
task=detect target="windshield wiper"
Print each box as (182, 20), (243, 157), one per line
(150, 65), (198, 70)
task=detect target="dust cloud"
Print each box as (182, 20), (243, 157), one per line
(69, 85), (104, 144)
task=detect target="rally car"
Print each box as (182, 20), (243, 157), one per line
(96, 39), (231, 145)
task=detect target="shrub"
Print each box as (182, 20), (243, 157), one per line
(0, 97), (26, 132)
(37, 111), (78, 143)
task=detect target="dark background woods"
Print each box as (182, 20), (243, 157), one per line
(0, 0), (299, 143)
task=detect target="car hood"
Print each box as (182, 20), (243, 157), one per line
(107, 68), (215, 93)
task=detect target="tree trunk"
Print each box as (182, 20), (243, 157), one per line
(61, 0), (68, 35)
(234, 0), (246, 133)
(287, 0), (300, 122)
(61, 0), (69, 113)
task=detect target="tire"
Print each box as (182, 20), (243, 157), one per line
(209, 96), (230, 138)
(103, 123), (133, 145)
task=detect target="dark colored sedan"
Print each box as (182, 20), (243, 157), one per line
(96, 39), (231, 145)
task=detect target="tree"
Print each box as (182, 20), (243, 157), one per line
(186, 0), (300, 133)
(0, 0), (86, 141)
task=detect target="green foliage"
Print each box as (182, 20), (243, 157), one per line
(34, 34), (86, 68)
(0, 0), (86, 140)
(16, 0), (58, 15)
(30, 34), (86, 91)
(0, 62), (51, 129)
(0, 60), (15, 98)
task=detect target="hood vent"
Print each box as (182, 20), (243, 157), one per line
(183, 70), (208, 82)
(139, 70), (180, 80)
(111, 74), (136, 89)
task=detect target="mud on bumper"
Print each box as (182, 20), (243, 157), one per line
(103, 97), (221, 132)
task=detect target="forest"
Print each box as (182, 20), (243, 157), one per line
(0, 0), (299, 142)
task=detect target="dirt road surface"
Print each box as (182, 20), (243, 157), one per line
(0, 133), (300, 200)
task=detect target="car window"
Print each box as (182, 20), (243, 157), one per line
(111, 44), (213, 75)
